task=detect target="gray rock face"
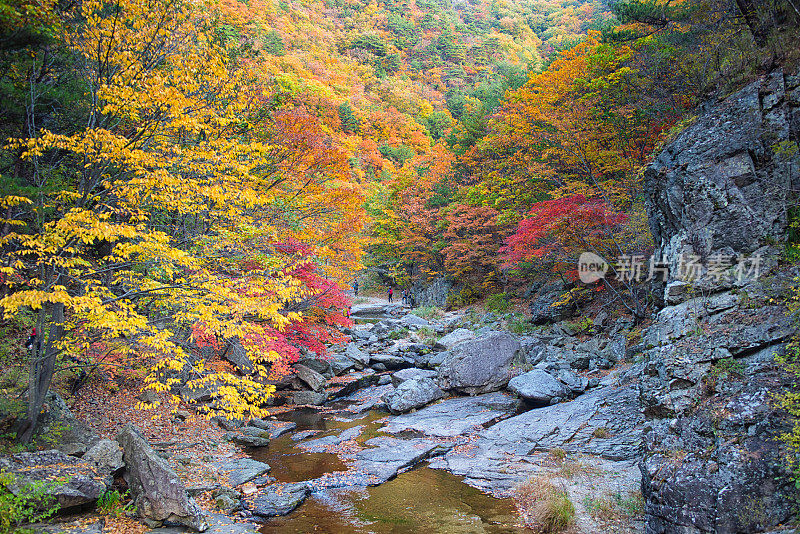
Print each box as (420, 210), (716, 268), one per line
(292, 363), (326, 391)
(344, 437), (439, 485)
(391, 367), (437, 387)
(294, 355), (333, 378)
(250, 482), (310, 517)
(38, 392), (100, 455)
(400, 314), (430, 327)
(0, 450), (106, 509)
(344, 343), (370, 367)
(83, 439), (124, 484)
(223, 342), (254, 375)
(639, 290), (795, 534)
(528, 282), (575, 324)
(116, 424), (208, 531)
(639, 74), (800, 534)
(384, 392), (518, 437)
(297, 425), (364, 452)
(410, 277), (451, 308)
(328, 352), (357, 376)
(481, 385), (642, 459)
(289, 390), (329, 406)
(645, 70), (800, 295)
(387, 377), (445, 414)
(437, 332), (520, 394)
(434, 328), (475, 350)
(215, 458), (270, 487)
(506, 369), (567, 404)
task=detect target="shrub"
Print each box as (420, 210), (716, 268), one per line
(584, 490), (644, 521)
(97, 489), (136, 518)
(410, 306), (444, 320)
(485, 292), (512, 313)
(513, 477), (575, 533)
(0, 471), (61, 533)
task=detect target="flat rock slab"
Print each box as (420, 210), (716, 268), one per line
(296, 425), (363, 452)
(350, 303), (388, 316)
(340, 437), (439, 486)
(336, 383), (394, 414)
(290, 430), (321, 441)
(215, 458), (271, 487)
(146, 513), (259, 534)
(382, 392), (518, 437)
(477, 385), (643, 460)
(250, 482), (311, 517)
(0, 450), (106, 509)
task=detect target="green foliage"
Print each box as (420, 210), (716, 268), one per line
(447, 285), (480, 308)
(97, 489), (136, 517)
(710, 357), (745, 379)
(388, 327), (410, 340)
(583, 490), (644, 520)
(484, 292), (511, 313)
(410, 306), (444, 320)
(262, 30), (285, 55)
(0, 471), (61, 533)
(508, 315), (535, 334)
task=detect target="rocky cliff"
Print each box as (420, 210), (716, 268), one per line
(640, 69), (800, 533)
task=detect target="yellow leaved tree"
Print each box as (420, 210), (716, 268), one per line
(0, 0), (362, 441)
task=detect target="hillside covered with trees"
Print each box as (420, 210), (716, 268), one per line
(0, 0), (799, 531)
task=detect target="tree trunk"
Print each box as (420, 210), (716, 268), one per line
(18, 302), (64, 443)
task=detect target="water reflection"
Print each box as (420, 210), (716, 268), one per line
(259, 467), (526, 534)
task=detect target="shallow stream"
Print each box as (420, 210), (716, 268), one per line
(251, 408), (527, 534)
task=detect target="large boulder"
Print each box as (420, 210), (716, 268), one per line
(223, 341), (254, 375)
(528, 282), (575, 325)
(37, 392), (100, 456)
(434, 328), (475, 350)
(250, 482), (311, 517)
(437, 332), (521, 395)
(0, 450), (106, 509)
(292, 363), (326, 392)
(116, 424), (208, 531)
(387, 377), (445, 414)
(215, 458), (270, 487)
(344, 343), (370, 368)
(391, 367), (437, 387)
(82, 439), (124, 485)
(399, 314), (430, 328)
(506, 369), (567, 405)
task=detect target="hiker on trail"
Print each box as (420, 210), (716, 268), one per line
(353, 280), (359, 296)
(387, 286), (393, 303)
(402, 289), (408, 306)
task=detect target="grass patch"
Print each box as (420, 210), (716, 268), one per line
(584, 490), (644, 521)
(513, 477), (575, 533)
(415, 326), (440, 345)
(485, 292), (512, 313)
(508, 314), (536, 334)
(592, 427), (611, 439)
(411, 306), (444, 320)
(388, 327), (410, 340)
